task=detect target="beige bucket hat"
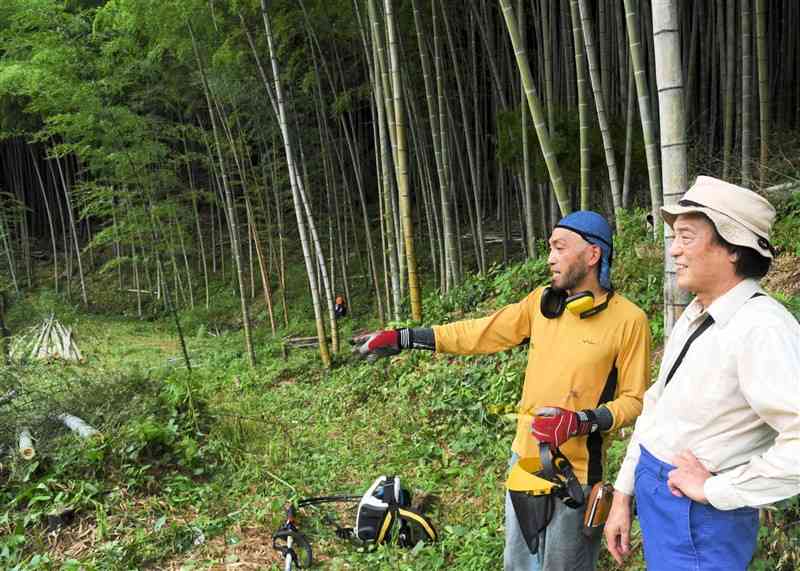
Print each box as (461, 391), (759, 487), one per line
(661, 176), (777, 258)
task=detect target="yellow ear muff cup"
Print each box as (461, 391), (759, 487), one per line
(506, 458), (558, 496)
(565, 292), (595, 316)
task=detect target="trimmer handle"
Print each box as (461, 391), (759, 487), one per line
(272, 503), (313, 569)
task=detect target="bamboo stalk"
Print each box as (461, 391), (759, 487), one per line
(58, 414), (100, 439)
(18, 429), (35, 460)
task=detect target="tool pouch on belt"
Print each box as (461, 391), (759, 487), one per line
(582, 482), (614, 538)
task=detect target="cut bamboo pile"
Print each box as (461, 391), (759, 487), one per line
(10, 315), (83, 363)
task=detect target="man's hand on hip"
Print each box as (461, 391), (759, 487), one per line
(604, 491), (633, 565)
(667, 449), (711, 503)
(351, 330), (401, 362)
(531, 406), (595, 449)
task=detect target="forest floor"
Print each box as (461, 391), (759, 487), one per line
(2, 221), (799, 570)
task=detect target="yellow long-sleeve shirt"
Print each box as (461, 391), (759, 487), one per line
(433, 287), (651, 484)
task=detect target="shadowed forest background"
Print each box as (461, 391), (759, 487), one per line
(0, 0), (798, 569)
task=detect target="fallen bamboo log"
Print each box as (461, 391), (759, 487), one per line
(764, 181), (800, 195)
(283, 336), (332, 348)
(58, 414), (100, 439)
(18, 429), (35, 460)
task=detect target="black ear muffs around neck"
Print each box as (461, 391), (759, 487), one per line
(540, 287), (614, 320)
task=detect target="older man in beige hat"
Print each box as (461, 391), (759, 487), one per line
(604, 176), (800, 571)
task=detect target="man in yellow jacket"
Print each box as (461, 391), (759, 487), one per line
(355, 211), (651, 571)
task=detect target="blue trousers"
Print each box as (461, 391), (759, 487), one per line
(634, 446), (759, 571)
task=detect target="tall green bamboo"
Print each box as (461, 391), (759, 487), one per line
(755, 0), (768, 188)
(261, 5), (331, 367)
(741, 0), (753, 186)
(652, 0), (690, 336)
(624, 0), (662, 229)
(569, 0), (592, 209)
(384, 0), (422, 321)
(432, 1), (459, 288)
(189, 25), (255, 367)
(519, 0), (535, 257)
(365, 0), (401, 316)
(441, 0), (486, 271)
(723, 0), (736, 179)
(577, 0), (622, 213)
(499, 0), (570, 217)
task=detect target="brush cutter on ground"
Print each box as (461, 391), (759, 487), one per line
(272, 475), (437, 568)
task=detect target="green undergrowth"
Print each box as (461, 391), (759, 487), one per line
(1, 208), (799, 569)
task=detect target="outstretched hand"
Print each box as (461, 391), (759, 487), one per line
(351, 330), (401, 362)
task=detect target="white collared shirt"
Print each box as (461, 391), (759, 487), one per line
(615, 279), (800, 510)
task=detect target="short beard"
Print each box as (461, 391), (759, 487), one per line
(555, 262), (590, 292)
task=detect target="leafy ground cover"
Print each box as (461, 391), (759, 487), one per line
(1, 210), (798, 570)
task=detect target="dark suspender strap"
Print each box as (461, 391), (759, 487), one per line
(664, 292), (765, 388)
(539, 442), (556, 481)
(664, 315), (714, 387)
(538, 443), (585, 508)
(586, 366), (618, 484)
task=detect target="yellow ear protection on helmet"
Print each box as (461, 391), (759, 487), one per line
(540, 287), (614, 319)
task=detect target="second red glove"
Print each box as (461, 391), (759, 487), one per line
(531, 407), (594, 448)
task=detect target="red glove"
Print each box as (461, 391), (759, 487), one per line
(531, 407), (595, 449)
(352, 330), (401, 362)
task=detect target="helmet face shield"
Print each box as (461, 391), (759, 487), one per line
(505, 449), (586, 554)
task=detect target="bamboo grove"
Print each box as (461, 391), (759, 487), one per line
(0, 0), (798, 367)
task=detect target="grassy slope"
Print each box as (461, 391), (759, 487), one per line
(1, 208), (799, 570)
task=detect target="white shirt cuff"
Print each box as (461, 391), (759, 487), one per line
(614, 461), (636, 496)
(704, 473), (746, 510)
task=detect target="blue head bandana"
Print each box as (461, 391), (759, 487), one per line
(555, 211), (614, 290)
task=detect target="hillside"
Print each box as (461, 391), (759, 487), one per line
(1, 209), (799, 570)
